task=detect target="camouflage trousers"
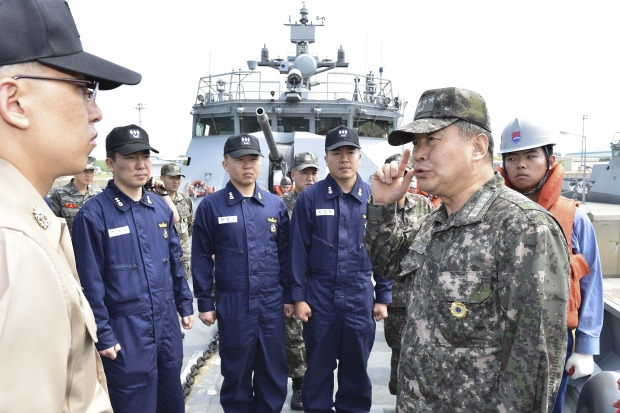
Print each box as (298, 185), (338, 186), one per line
(285, 316), (306, 378)
(384, 306), (407, 394)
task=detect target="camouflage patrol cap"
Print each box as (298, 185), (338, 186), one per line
(388, 87), (491, 146)
(292, 152), (319, 171)
(161, 163), (185, 177)
(85, 156), (96, 170)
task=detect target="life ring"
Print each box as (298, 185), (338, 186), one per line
(189, 180), (207, 198)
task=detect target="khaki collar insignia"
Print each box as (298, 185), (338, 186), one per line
(33, 206), (51, 230)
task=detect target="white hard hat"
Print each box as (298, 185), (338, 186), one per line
(498, 118), (556, 155)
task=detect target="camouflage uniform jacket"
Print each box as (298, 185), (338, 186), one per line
(48, 179), (102, 235)
(280, 189), (299, 219)
(171, 191), (193, 257)
(364, 173), (569, 412)
(390, 193), (433, 307)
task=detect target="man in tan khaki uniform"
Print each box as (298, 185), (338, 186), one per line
(0, 0), (141, 411)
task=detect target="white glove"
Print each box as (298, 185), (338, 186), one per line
(565, 353), (594, 379)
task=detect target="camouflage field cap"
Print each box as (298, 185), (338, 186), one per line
(388, 87), (491, 146)
(161, 163), (185, 177)
(292, 152), (319, 171)
(85, 156), (96, 170)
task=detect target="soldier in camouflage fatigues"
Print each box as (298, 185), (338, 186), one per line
(382, 153), (433, 396)
(161, 163), (193, 279)
(280, 152), (319, 411)
(365, 87), (569, 412)
(47, 156), (102, 236)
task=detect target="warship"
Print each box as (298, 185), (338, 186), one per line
(181, 3), (404, 204)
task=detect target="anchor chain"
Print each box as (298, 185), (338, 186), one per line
(182, 332), (220, 399)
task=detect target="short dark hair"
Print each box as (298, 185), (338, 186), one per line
(454, 119), (494, 163)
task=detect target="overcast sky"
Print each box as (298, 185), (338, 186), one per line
(70, 0), (620, 160)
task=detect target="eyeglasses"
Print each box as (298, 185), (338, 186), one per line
(12, 75), (99, 102)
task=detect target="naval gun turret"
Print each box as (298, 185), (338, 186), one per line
(256, 107), (287, 190)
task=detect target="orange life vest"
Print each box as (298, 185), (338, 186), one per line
(498, 163), (590, 329)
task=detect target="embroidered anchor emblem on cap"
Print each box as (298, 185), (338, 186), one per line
(241, 136), (250, 145)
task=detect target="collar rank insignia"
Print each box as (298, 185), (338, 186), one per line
(357, 187), (363, 197)
(258, 192), (262, 200)
(327, 186), (333, 195)
(450, 302), (467, 319)
(32, 206), (51, 230)
(228, 192), (234, 200)
(114, 197), (124, 207)
(146, 194), (152, 205)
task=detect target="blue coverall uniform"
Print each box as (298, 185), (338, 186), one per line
(553, 207), (604, 412)
(72, 180), (193, 413)
(289, 173), (392, 413)
(192, 181), (290, 413)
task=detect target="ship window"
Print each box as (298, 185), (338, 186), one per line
(280, 117), (310, 133)
(316, 117), (347, 135)
(240, 117), (262, 134)
(354, 118), (392, 138)
(196, 117), (235, 136)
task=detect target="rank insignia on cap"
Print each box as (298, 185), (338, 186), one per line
(270, 223), (276, 233)
(228, 192), (234, 200)
(163, 229), (168, 239)
(32, 206), (51, 230)
(450, 302), (467, 319)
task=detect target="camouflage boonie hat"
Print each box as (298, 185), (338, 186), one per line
(388, 87), (491, 146)
(85, 156), (96, 170)
(292, 152), (320, 171)
(161, 163), (185, 177)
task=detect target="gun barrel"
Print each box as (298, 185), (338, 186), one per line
(256, 107), (281, 162)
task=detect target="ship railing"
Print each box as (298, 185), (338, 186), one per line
(195, 70), (398, 107)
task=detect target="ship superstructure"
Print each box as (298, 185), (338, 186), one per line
(183, 4), (405, 201)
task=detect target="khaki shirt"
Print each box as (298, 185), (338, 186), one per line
(0, 159), (112, 412)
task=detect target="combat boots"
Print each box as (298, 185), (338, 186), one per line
(291, 376), (303, 411)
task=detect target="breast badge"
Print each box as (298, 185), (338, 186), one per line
(450, 302), (467, 319)
(270, 223), (276, 233)
(163, 229), (168, 239)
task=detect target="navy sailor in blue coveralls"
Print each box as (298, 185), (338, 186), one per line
(72, 125), (194, 413)
(192, 133), (291, 412)
(290, 126), (392, 413)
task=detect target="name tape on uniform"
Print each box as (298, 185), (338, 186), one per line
(108, 226), (130, 238)
(316, 209), (335, 216)
(218, 216), (238, 224)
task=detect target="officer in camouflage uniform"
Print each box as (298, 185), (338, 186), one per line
(364, 87), (569, 412)
(48, 156), (102, 236)
(161, 163), (193, 279)
(280, 152), (319, 411)
(381, 153), (433, 396)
